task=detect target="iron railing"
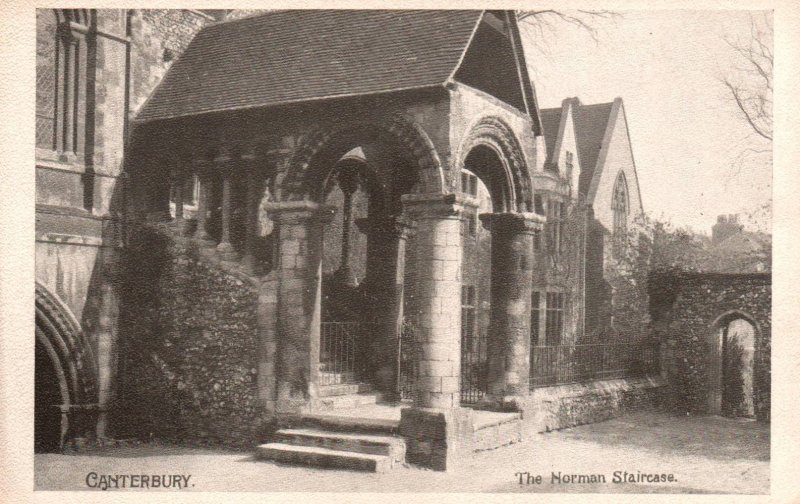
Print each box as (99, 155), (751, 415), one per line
(529, 342), (659, 389)
(320, 321), (371, 386)
(460, 332), (488, 405)
(398, 324), (418, 401)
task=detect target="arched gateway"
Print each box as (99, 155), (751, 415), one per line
(35, 283), (98, 451)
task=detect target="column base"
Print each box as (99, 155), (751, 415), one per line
(398, 407), (474, 471)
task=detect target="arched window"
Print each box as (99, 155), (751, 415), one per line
(36, 9), (91, 156)
(612, 171), (629, 257)
(36, 10), (58, 149)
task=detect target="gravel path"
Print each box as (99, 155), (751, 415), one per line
(35, 411), (769, 494)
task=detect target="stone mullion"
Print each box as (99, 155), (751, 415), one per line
(480, 212), (545, 405)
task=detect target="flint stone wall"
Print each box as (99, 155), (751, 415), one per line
(649, 271), (771, 421)
(115, 224), (263, 448)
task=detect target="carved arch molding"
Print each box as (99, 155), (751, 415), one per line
(35, 282), (98, 406)
(458, 116), (534, 213)
(282, 112), (445, 202)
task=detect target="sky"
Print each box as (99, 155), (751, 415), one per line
(519, 10), (773, 234)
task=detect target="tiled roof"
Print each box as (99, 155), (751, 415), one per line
(571, 100), (614, 196)
(135, 10), (483, 122)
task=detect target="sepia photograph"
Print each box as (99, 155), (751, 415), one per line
(8, 3), (790, 497)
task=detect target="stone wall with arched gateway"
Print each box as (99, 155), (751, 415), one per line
(648, 271), (771, 421)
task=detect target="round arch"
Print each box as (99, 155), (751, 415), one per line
(282, 113), (445, 205)
(456, 116), (534, 213)
(34, 282), (98, 407)
(707, 310), (761, 417)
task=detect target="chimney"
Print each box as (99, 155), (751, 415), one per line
(712, 213), (743, 245)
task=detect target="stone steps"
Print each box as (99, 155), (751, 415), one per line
(472, 411), (522, 451)
(255, 443), (394, 473)
(275, 428), (406, 464)
(281, 412), (400, 435)
(317, 382), (373, 397)
(315, 392), (381, 411)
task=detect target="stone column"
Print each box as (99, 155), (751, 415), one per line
(169, 161), (191, 236)
(480, 212), (545, 408)
(192, 159), (215, 244)
(215, 148), (239, 260)
(268, 201), (336, 413)
(356, 215), (416, 400)
(240, 147), (265, 274)
(398, 193), (475, 471)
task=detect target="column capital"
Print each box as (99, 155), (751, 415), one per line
(213, 147), (235, 176)
(354, 215), (417, 240)
(479, 212), (546, 234)
(400, 193), (477, 220)
(265, 200), (336, 225)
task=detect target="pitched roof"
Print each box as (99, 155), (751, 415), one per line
(135, 10), (484, 122)
(539, 106), (563, 166)
(570, 100), (614, 196)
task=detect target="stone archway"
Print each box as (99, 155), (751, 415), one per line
(270, 113), (447, 410)
(282, 112), (445, 204)
(34, 283), (98, 450)
(708, 310), (760, 418)
(456, 116), (534, 213)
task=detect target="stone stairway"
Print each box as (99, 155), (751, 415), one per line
(256, 427), (406, 473)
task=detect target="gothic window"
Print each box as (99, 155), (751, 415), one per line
(612, 172), (629, 257)
(36, 9), (90, 157)
(36, 11), (57, 149)
(565, 151), (574, 175)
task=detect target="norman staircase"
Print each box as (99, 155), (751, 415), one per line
(256, 356), (407, 472)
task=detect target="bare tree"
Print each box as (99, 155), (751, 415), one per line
(516, 10), (620, 59)
(721, 13), (773, 142)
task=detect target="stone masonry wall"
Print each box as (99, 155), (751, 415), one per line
(520, 377), (667, 433)
(114, 223), (262, 448)
(650, 272), (771, 421)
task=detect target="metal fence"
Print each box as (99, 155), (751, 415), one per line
(398, 324), (418, 401)
(320, 321), (368, 386)
(529, 342), (659, 389)
(460, 332), (488, 405)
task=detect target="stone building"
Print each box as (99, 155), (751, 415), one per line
(539, 97), (646, 338)
(35, 9), (662, 470)
(34, 8), (217, 452)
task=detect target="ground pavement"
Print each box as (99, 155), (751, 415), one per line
(34, 411), (769, 494)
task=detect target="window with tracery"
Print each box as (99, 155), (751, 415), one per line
(36, 10), (57, 149)
(612, 172), (629, 257)
(36, 9), (89, 156)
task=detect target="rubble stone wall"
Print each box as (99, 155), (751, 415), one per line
(115, 224), (262, 448)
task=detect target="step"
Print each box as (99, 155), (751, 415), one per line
(275, 428), (406, 464)
(318, 382), (373, 397)
(281, 413), (400, 435)
(315, 393), (380, 411)
(472, 412), (522, 452)
(255, 443), (393, 473)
